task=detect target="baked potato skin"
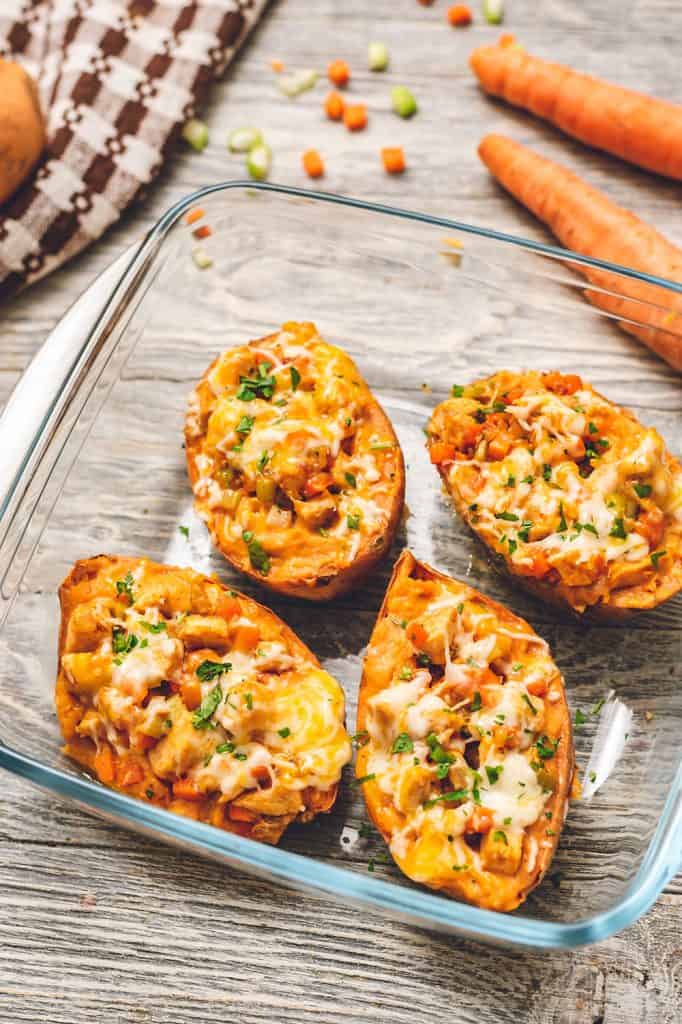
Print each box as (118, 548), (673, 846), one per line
(427, 371), (682, 620)
(357, 551), (575, 912)
(56, 555), (351, 845)
(185, 321), (405, 601)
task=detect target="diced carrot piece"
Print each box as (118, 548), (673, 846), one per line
(526, 676), (549, 697)
(180, 678), (202, 710)
(447, 4), (472, 26)
(193, 225), (212, 240)
(94, 745), (115, 785)
(381, 147), (406, 174)
(542, 372), (583, 396)
(429, 441), (456, 465)
(302, 149), (325, 179)
(500, 33), (516, 47)
(215, 593), (241, 621)
(343, 104), (368, 132)
(406, 622), (428, 648)
(517, 551), (553, 579)
(227, 803), (259, 823)
(467, 807), (494, 834)
(270, 59), (285, 73)
(233, 622), (260, 652)
(303, 471), (333, 498)
(172, 778), (203, 802)
(328, 59), (350, 87)
(487, 433), (513, 460)
(136, 733), (158, 752)
(185, 207), (205, 226)
(117, 758), (145, 787)
(324, 91), (345, 121)
(636, 507), (665, 549)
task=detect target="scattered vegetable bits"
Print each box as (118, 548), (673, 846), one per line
(193, 225), (212, 240)
(381, 147), (406, 174)
(228, 127), (263, 153)
(368, 42), (389, 72)
(185, 208), (205, 226)
(448, 4), (473, 25)
(278, 69), (318, 98)
(328, 59), (350, 87)
(482, 0), (504, 23)
(182, 119), (209, 152)
(344, 104), (368, 132)
(391, 86), (417, 118)
(324, 91), (345, 120)
(303, 149), (325, 178)
(246, 143), (272, 181)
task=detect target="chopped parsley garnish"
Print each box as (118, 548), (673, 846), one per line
(475, 401), (506, 421)
(542, 464), (552, 482)
(503, 816), (512, 826)
(242, 530), (270, 574)
(485, 765), (503, 785)
(634, 482), (652, 499)
(112, 626), (139, 658)
(390, 616), (407, 629)
(558, 503), (567, 533)
(578, 522), (599, 536)
(319, 527), (330, 537)
(522, 693), (537, 715)
(589, 771), (597, 784)
(145, 788), (154, 799)
(178, 525), (190, 539)
(144, 621), (167, 633)
(471, 771), (482, 805)
(216, 742), (236, 754)
(546, 828), (556, 837)
(470, 691), (482, 712)
(277, 727), (291, 739)
(115, 571), (135, 605)
(192, 684), (223, 729)
(456, 602), (464, 614)
(512, 663), (522, 672)
(346, 513), (361, 530)
(451, 863), (469, 872)
(399, 666), (414, 681)
(352, 730), (369, 748)
(426, 733), (454, 766)
(588, 421), (598, 434)
(536, 734), (559, 760)
(505, 475), (516, 488)
(495, 510), (519, 522)
(233, 752), (248, 761)
(609, 517), (627, 539)
(591, 697), (605, 716)
(518, 520), (533, 543)
(236, 362), (276, 401)
(492, 830), (508, 845)
(344, 472), (357, 489)
(574, 708), (587, 727)
(352, 774), (376, 786)
(436, 763), (450, 780)
(651, 549), (667, 569)
(521, 474), (534, 485)
(452, 384), (465, 397)
(256, 450), (270, 473)
(507, 538), (518, 556)
(423, 788), (468, 809)
(244, 692), (253, 710)
(196, 660), (231, 682)
(369, 441), (394, 451)
(290, 366), (301, 391)
(391, 732), (414, 755)
(236, 414), (254, 435)
(416, 652), (431, 667)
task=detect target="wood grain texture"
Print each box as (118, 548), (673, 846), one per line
(1, 1), (682, 1021)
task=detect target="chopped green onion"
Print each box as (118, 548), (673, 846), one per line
(278, 68), (318, 97)
(368, 42), (390, 71)
(391, 733), (414, 754)
(574, 709), (586, 727)
(483, 0), (504, 24)
(391, 85), (417, 118)
(651, 549), (667, 569)
(423, 788), (468, 809)
(228, 126), (263, 152)
(634, 482), (652, 499)
(191, 247), (213, 270)
(246, 143), (272, 181)
(352, 774), (376, 786)
(609, 517), (627, 540)
(492, 829), (508, 845)
(182, 118), (209, 152)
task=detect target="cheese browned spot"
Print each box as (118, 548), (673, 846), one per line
(427, 370), (682, 616)
(56, 556), (351, 845)
(356, 551), (574, 913)
(185, 321), (405, 600)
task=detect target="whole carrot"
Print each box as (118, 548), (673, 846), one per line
(471, 37), (682, 181)
(478, 133), (682, 372)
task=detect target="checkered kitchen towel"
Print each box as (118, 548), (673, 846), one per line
(0, 0), (268, 300)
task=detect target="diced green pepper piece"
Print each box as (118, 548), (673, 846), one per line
(391, 86), (417, 118)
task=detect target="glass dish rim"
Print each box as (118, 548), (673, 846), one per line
(1, 180), (681, 950)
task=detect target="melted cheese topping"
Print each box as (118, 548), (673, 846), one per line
(359, 564), (567, 897)
(58, 559), (351, 841)
(185, 321), (403, 592)
(428, 370), (682, 612)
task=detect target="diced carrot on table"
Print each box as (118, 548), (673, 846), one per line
(192, 225), (212, 240)
(344, 104), (368, 131)
(185, 207), (205, 225)
(270, 59), (285, 73)
(328, 59), (350, 87)
(448, 4), (472, 26)
(302, 149), (325, 178)
(324, 91), (345, 120)
(381, 147), (406, 174)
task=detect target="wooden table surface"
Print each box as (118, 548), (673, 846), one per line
(1, 2), (681, 1021)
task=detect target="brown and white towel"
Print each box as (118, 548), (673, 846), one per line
(0, 0), (268, 300)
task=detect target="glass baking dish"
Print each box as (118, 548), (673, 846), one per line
(0, 183), (680, 950)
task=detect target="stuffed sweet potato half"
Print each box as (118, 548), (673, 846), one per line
(427, 371), (682, 619)
(356, 551), (574, 912)
(55, 556), (351, 844)
(185, 321), (405, 600)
